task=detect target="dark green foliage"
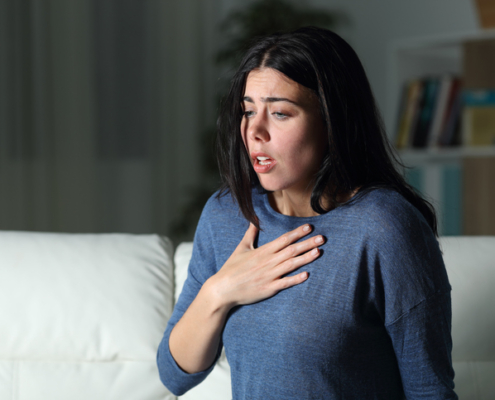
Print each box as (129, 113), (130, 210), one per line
(216, 0), (344, 68)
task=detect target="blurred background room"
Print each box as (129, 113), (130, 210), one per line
(1, 0), (493, 245)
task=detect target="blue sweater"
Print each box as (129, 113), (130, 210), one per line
(157, 188), (457, 399)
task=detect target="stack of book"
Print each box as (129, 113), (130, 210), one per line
(394, 75), (463, 149)
(396, 38), (495, 236)
(395, 83), (495, 150)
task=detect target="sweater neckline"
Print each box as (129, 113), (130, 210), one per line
(261, 192), (333, 223)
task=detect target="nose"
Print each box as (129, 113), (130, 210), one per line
(247, 113), (270, 143)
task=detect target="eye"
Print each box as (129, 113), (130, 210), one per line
(272, 112), (288, 120)
(243, 110), (255, 118)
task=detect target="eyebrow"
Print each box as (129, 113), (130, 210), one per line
(242, 96), (299, 106)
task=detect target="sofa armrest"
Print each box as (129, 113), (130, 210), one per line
(0, 231), (176, 400)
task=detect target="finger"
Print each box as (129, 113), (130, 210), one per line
(274, 271), (309, 291)
(275, 247), (320, 277)
(240, 223), (259, 250)
(269, 224), (313, 253)
(271, 234), (324, 266)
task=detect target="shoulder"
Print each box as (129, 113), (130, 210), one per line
(197, 189), (245, 231)
(202, 189), (239, 215)
(191, 190), (248, 277)
(352, 188), (421, 224)
(351, 189), (450, 322)
(350, 188), (439, 261)
(350, 188), (432, 247)
(195, 189), (245, 243)
(200, 187), (268, 227)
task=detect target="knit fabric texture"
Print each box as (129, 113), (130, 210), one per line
(157, 188), (457, 399)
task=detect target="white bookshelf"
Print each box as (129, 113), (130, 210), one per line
(386, 29), (495, 235)
(386, 29), (495, 165)
(398, 146), (495, 167)
(386, 28), (495, 140)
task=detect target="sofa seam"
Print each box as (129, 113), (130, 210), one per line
(471, 361), (482, 399)
(12, 360), (17, 400)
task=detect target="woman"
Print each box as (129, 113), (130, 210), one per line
(157, 27), (457, 399)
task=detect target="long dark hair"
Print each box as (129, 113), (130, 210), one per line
(216, 26), (438, 236)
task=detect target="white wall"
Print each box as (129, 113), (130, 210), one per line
(219, 0), (480, 135)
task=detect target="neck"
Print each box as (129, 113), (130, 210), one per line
(268, 187), (360, 217)
(268, 188), (322, 217)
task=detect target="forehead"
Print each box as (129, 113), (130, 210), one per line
(243, 68), (314, 101)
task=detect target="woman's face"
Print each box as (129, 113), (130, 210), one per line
(241, 67), (327, 195)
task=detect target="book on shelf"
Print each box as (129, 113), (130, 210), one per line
(412, 78), (439, 148)
(463, 157), (495, 235)
(427, 76), (455, 147)
(462, 89), (495, 146)
(395, 80), (424, 149)
(437, 82), (463, 147)
(394, 75), (462, 150)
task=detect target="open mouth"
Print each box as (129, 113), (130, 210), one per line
(251, 152), (277, 173)
(256, 156), (273, 166)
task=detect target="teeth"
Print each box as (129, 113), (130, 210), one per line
(255, 156), (272, 166)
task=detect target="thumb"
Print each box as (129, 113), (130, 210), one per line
(241, 223), (259, 250)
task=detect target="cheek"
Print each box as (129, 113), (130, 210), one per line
(289, 127), (324, 153)
(288, 129), (326, 168)
(279, 139), (316, 170)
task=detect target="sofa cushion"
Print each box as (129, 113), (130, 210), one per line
(440, 236), (495, 399)
(174, 242), (232, 400)
(0, 231), (175, 400)
(174, 242), (194, 304)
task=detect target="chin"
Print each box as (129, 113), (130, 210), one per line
(257, 174), (315, 195)
(257, 180), (278, 192)
(257, 178), (290, 193)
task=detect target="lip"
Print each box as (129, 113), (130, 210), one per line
(250, 152), (277, 174)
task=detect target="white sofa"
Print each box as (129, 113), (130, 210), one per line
(0, 231), (493, 400)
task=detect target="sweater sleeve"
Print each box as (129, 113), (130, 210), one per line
(367, 195), (457, 399)
(386, 292), (457, 399)
(156, 199), (223, 396)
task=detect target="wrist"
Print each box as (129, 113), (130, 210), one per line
(201, 276), (234, 317)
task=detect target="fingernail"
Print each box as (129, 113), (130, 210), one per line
(303, 224), (311, 232)
(315, 236), (323, 244)
(311, 248), (318, 255)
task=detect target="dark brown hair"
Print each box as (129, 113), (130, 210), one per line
(216, 26), (438, 236)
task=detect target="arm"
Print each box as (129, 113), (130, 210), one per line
(169, 222), (322, 373)
(368, 199), (457, 399)
(386, 292), (457, 399)
(157, 215), (323, 395)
